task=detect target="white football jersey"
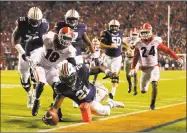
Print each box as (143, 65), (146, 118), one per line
(38, 31), (76, 69)
(135, 36), (162, 67)
(93, 45), (101, 58)
(123, 37), (140, 57)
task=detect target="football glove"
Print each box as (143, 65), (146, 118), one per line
(129, 69), (135, 77)
(177, 58), (183, 67)
(42, 114), (52, 125)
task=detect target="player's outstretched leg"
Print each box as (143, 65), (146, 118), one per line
(20, 77), (33, 108)
(133, 73), (138, 95)
(32, 82), (45, 116)
(150, 81), (158, 110)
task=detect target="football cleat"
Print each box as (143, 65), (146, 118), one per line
(32, 99), (40, 116)
(133, 91), (138, 96)
(150, 104), (155, 110)
(128, 85), (132, 93)
(107, 99), (125, 108)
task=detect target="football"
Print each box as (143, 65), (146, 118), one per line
(45, 109), (59, 126)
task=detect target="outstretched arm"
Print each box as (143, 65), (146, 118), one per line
(158, 43), (179, 60)
(83, 32), (95, 53)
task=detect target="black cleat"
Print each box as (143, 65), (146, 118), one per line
(109, 93), (114, 99)
(128, 85), (132, 93)
(133, 91), (138, 96)
(32, 99), (40, 116)
(150, 104), (155, 110)
(58, 108), (63, 122)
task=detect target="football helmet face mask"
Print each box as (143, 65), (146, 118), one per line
(58, 27), (74, 47)
(27, 7), (43, 27)
(130, 28), (139, 41)
(60, 62), (77, 88)
(109, 19), (120, 33)
(139, 23), (153, 40)
(64, 9), (80, 27)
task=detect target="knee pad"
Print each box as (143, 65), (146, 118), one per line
(111, 73), (119, 83)
(141, 90), (147, 94)
(20, 77), (31, 92)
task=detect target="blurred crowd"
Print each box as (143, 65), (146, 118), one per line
(0, 1), (186, 69)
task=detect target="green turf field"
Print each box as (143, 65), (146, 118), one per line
(1, 70), (186, 132)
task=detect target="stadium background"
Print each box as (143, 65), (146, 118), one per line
(0, 1), (186, 132)
(0, 1), (186, 70)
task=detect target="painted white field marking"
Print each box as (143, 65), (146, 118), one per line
(126, 105), (148, 108)
(38, 102), (186, 132)
(1, 84), (22, 88)
(2, 75), (185, 89)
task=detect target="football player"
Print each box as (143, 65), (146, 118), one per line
(42, 62), (125, 125)
(88, 37), (102, 85)
(12, 7), (49, 108)
(25, 27), (76, 118)
(54, 9), (95, 59)
(129, 23), (183, 110)
(123, 28), (140, 95)
(100, 19), (125, 99)
(53, 9), (95, 108)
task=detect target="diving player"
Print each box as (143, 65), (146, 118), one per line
(12, 7), (49, 108)
(42, 62), (125, 125)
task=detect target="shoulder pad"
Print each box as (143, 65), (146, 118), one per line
(43, 31), (56, 41)
(68, 45), (76, 57)
(16, 16), (28, 26)
(42, 18), (48, 24)
(153, 36), (163, 44)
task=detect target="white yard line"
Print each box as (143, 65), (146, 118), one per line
(38, 102), (186, 132)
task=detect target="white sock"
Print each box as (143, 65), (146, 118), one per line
(111, 87), (116, 96)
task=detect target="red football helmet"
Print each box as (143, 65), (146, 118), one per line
(139, 23), (153, 40)
(58, 27), (74, 47)
(130, 28), (139, 41)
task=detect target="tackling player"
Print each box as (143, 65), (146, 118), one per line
(25, 27), (76, 119)
(129, 23), (183, 110)
(42, 62), (125, 125)
(12, 7), (49, 108)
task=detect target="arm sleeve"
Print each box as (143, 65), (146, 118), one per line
(158, 43), (179, 60)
